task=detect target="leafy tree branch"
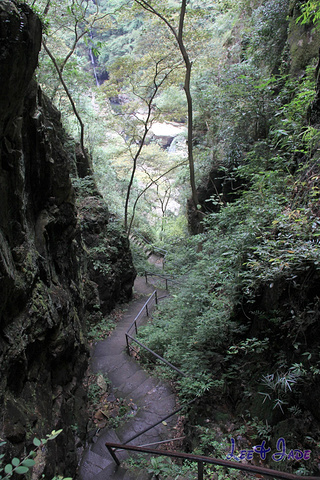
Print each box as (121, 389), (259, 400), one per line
(128, 160), (188, 235)
(42, 39), (88, 163)
(124, 58), (175, 231)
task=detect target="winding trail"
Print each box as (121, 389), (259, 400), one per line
(78, 277), (178, 480)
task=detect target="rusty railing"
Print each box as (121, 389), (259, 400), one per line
(126, 290), (158, 342)
(105, 441), (320, 480)
(125, 289), (186, 376)
(144, 271), (179, 290)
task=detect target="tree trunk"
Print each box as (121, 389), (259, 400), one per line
(134, 0), (200, 213)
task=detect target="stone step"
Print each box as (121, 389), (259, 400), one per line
(116, 375), (159, 401)
(94, 463), (147, 480)
(93, 339), (125, 357)
(94, 462), (125, 480)
(117, 419), (164, 446)
(91, 429), (125, 459)
(138, 389), (176, 414)
(113, 370), (150, 396)
(92, 353), (136, 379)
(78, 448), (113, 480)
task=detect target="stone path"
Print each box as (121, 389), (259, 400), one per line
(78, 277), (178, 480)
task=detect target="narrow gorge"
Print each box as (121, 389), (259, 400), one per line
(0, 2), (135, 477)
(3, 0), (320, 478)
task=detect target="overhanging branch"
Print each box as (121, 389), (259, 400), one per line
(42, 39), (89, 164)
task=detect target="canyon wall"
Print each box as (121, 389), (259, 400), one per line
(0, 2), (135, 477)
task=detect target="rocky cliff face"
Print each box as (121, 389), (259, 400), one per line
(0, 2), (135, 477)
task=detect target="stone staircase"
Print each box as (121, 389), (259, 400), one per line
(129, 234), (153, 258)
(129, 234), (165, 269)
(78, 278), (176, 480)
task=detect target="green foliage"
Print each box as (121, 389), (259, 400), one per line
(242, 0), (289, 69)
(258, 366), (306, 412)
(146, 456), (188, 478)
(297, 0), (320, 29)
(87, 314), (117, 341)
(87, 373), (111, 406)
(0, 431), (72, 480)
(154, 85), (186, 122)
(72, 176), (97, 198)
(194, 62), (277, 171)
(227, 337), (269, 355)
(97, 14), (144, 69)
(130, 242), (152, 275)
(268, 66), (319, 163)
(127, 454), (196, 480)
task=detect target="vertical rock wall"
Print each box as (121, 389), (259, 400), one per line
(0, 2), (135, 477)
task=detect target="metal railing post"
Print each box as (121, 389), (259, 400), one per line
(146, 304), (149, 317)
(145, 271), (148, 283)
(122, 399), (195, 446)
(134, 320), (138, 334)
(106, 446), (120, 466)
(126, 334), (130, 355)
(165, 278), (168, 290)
(155, 290), (158, 305)
(126, 334), (186, 376)
(198, 461), (203, 480)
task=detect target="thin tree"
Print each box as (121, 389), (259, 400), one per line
(128, 160), (188, 236)
(157, 179), (171, 233)
(142, 169), (173, 233)
(42, 40), (89, 163)
(39, 0), (109, 163)
(123, 58), (175, 231)
(133, 0), (200, 215)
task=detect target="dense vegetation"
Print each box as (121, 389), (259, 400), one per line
(22, 0), (320, 477)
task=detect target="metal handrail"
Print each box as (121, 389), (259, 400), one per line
(145, 271), (175, 280)
(145, 271), (180, 290)
(132, 230), (168, 257)
(124, 289), (186, 376)
(126, 290), (158, 338)
(105, 442), (320, 480)
(138, 437), (185, 448)
(120, 398), (196, 447)
(126, 333), (186, 376)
